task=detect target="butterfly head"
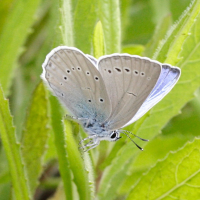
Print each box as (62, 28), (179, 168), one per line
(79, 130), (121, 152)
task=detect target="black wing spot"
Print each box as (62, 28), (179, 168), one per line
(86, 71), (90, 75)
(61, 93), (64, 96)
(88, 99), (91, 102)
(77, 67), (81, 70)
(67, 70), (70, 73)
(72, 67), (75, 70)
(60, 83), (63, 85)
(115, 68), (121, 72)
(134, 70), (139, 75)
(64, 76), (67, 80)
(108, 70), (112, 73)
(141, 72), (145, 76)
(95, 76), (99, 81)
(125, 68), (130, 72)
(100, 98), (104, 102)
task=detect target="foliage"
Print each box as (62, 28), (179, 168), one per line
(0, 0), (199, 199)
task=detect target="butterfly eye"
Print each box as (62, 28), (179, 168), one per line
(110, 132), (117, 139)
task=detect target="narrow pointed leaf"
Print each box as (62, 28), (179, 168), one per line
(0, 0), (42, 93)
(21, 82), (50, 196)
(143, 14), (172, 58)
(74, 0), (97, 54)
(64, 120), (93, 200)
(59, 0), (74, 46)
(98, 0), (121, 54)
(93, 21), (104, 58)
(0, 86), (30, 200)
(50, 95), (73, 200)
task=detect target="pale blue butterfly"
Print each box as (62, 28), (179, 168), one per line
(41, 46), (181, 151)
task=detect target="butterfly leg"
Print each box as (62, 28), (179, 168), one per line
(79, 135), (97, 145)
(66, 114), (88, 122)
(84, 140), (100, 152)
(79, 135), (100, 152)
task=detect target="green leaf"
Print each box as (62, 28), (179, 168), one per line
(0, 86), (30, 200)
(118, 93), (200, 196)
(120, 0), (131, 41)
(0, 0), (13, 35)
(50, 95), (73, 200)
(59, 0), (74, 46)
(74, 0), (97, 54)
(122, 45), (145, 55)
(64, 120), (94, 200)
(97, 143), (135, 200)
(98, 0), (121, 54)
(0, 0), (42, 93)
(21, 82), (50, 196)
(153, 0), (199, 63)
(0, 147), (9, 184)
(93, 21), (104, 58)
(127, 138), (200, 199)
(98, 0), (200, 198)
(44, 131), (57, 162)
(118, 133), (198, 195)
(143, 14), (172, 58)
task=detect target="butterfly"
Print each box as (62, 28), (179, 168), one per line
(41, 46), (181, 151)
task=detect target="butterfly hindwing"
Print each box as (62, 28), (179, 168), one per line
(123, 64), (181, 127)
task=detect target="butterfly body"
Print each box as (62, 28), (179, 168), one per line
(75, 116), (120, 143)
(41, 46), (181, 151)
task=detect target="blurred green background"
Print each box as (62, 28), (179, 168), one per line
(1, 0), (200, 199)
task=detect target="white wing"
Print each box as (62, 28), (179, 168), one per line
(123, 64), (181, 127)
(98, 54), (161, 130)
(41, 46), (111, 123)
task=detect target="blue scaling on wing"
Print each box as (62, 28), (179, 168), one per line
(123, 64), (181, 127)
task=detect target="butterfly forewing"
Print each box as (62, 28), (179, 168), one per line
(42, 47), (111, 122)
(98, 55), (161, 129)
